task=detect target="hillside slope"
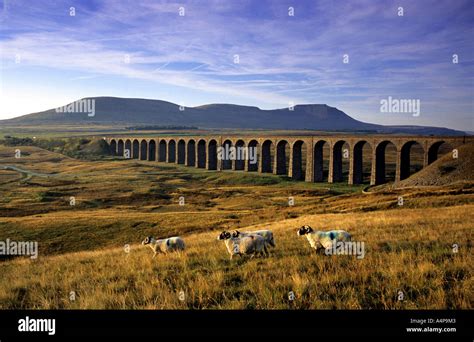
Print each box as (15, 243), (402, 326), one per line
(397, 143), (474, 187)
(1, 97), (375, 130)
(0, 97), (464, 134)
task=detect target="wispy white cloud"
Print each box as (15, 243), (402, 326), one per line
(0, 0), (472, 129)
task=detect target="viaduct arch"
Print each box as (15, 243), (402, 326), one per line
(106, 135), (470, 185)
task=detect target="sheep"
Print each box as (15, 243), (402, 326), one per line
(297, 225), (351, 252)
(217, 231), (268, 260)
(142, 236), (185, 258)
(232, 229), (276, 248)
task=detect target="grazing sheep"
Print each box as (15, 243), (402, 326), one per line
(217, 231), (268, 260)
(142, 236), (185, 258)
(297, 225), (351, 251)
(232, 229), (276, 248)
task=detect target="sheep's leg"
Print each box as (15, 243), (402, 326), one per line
(317, 247), (326, 255)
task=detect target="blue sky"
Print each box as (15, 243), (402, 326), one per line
(0, 0), (472, 130)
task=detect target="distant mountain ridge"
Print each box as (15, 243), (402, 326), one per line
(0, 96), (465, 135)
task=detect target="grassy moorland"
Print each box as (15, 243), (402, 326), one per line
(0, 143), (472, 309)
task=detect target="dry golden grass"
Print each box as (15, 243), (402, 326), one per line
(0, 205), (472, 309)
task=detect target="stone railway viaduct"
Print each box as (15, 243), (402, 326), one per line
(106, 135), (472, 185)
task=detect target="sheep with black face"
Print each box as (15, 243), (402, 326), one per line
(218, 230), (267, 260)
(297, 225), (351, 251)
(142, 236), (186, 258)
